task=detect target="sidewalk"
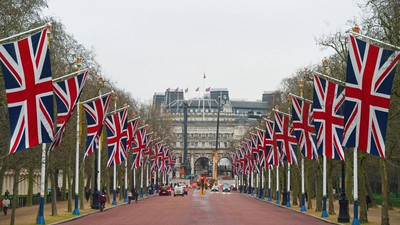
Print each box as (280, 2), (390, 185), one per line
(0, 194), (154, 225)
(247, 192), (400, 225)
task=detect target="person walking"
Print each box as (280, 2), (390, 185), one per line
(128, 191), (133, 204)
(2, 196), (10, 216)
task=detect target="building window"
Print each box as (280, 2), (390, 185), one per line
(202, 142), (205, 147)
(194, 142), (198, 147)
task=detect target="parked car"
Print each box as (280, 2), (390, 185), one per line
(174, 185), (184, 197)
(159, 186), (172, 196)
(222, 183), (230, 192)
(211, 185), (219, 192)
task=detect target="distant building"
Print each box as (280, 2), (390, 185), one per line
(153, 88), (275, 179)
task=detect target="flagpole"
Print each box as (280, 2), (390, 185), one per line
(256, 172), (259, 198)
(352, 148), (360, 225)
(260, 169), (264, 199)
(276, 166), (280, 204)
(268, 168), (271, 201)
(301, 156), (306, 211)
(36, 144), (47, 224)
(286, 164), (291, 207)
(124, 159), (128, 202)
(240, 174), (243, 193)
(321, 58), (329, 218)
(140, 165), (144, 199)
(112, 94), (118, 205)
(202, 74), (205, 120)
(0, 23), (50, 43)
(73, 57), (83, 215)
(146, 164), (149, 197)
(53, 69), (88, 82)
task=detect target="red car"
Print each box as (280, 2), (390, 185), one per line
(159, 186), (172, 196)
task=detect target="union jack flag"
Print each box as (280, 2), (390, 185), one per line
(236, 148), (245, 174)
(50, 71), (88, 151)
(291, 95), (318, 160)
(0, 29), (54, 154)
(83, 94), (111, 158)
(105, 108), (128, 167)
(131, 126), (147, 169)
(256, 129), (267, 169)
(313, 74), (345, 160)
(151, 142), (162, 171)
(126, 118), (139, 152)
(143, 133), (153, 161)
(250, 135), (261, 173)
(159, 147), (169, 173)
(343, 35), (400, 158)
(264, 120), (280, 167)
(274, 110), (297, 165)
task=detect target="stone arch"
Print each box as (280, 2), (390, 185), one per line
(194, 157), (212, 177)
(217, 156), (233, 178)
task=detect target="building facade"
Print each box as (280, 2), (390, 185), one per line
(153, 88), (273, 179)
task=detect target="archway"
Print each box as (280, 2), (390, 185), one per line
(217, 157), (233, 179)
(194, 157), (212, 177)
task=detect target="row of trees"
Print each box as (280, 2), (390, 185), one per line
(0, 1), (176, 225)
(236, 1), (400, 225)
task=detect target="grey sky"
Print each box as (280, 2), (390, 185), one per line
(45, 0), (362, 103)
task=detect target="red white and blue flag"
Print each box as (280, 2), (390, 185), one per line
(256, 129), (268, 169)
(343, 35), (400, 158)
(83, 94), (111, 158)
(0, 29), (54, 154)
(151, 142), (162, 171)
(265, 120), (280, 167)
(313, 74), (345, 160)
(159, 147), (169, 173)
(291, 95), (318, 160)
(131, 126), (147, 169)
(105, 108), (128, 167)
(50, 71), (88, 151)
(144, 133), (153, 161)
(274, 110), (297, 165)
(126, 118), (139, 152)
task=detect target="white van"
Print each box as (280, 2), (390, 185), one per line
(174, 185), (184, 196)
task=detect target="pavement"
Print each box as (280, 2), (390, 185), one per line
(0, 193), (155, 225)
(0, 190), (399, 225)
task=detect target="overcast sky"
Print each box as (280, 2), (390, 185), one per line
(44, 0), (362, 103)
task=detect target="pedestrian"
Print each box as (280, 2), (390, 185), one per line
(4, 190), (9, 198)
(133, 188), (138, 203)
(2, 195), (10, 216)
(99, 192), (107, 212)
(85, 188), (91, 202)
(128, 191), (133, 204)
(366, 194), (372, 210)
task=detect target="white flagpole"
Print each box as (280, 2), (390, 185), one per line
(111, 100), (117, 205)
(202, 74), (205, 120)
(73, 102), (81, 215)
(36, 144), (47, 224)
(268, 168), (271, 201)
(353, 148), (360, 224)
(0, 23), (50, 43)
(140, 166), (144, 198)
(276, 166), (280, 204)
(286, 164), (291, 207)
(256, 172), (259, 198)
(261, 169), (264, 199)
(321, 155), (328, 217)
(301, 157), (306, 211)
(124, 160), (128, 202)
(146, 164), (149, 196)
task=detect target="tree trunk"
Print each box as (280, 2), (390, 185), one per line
(0, 166), (6, 199)
(292, 165), (299, 206)
(79, 160), (85, 210)
(51, 169), (58, 216)
(315, 164), (323, 212)
(306, 161), (313, 209)
(328, 159), (335, 215)
(398, 168), (400, 199)
(10, 168), (20, 225)
(359, 157), (368, 223)
(27, 167), (34, 206)
(365, 171), (375, 206)
(345, 149), (353, 204)
(67, 165), (72, 212)
(380, 158), (390, 225)
(61, 169), (66, 201)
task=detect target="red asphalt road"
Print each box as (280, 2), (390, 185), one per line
(61, 189), (332, 225)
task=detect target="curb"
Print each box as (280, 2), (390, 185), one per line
(241, 192), (342, 225)
(51, 194), (156, 225)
